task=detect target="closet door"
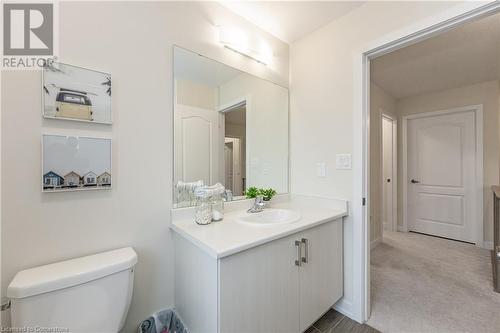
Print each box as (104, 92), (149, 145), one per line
(299, 220), (343, 332)
(218, 233), (300, 333)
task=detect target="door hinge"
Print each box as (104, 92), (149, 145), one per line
(362, 197), (366, 206)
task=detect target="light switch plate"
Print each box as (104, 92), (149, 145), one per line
(336, 154), (352, 170)
(316, 162), (326, 177)
(262, 162), (270, 175)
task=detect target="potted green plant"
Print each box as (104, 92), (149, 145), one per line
(244, 186), (260, 199)
(259, 188), (277, 202)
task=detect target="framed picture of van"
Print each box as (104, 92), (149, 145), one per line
(42, 134), (112, 192)
(42, 62), (112, 124)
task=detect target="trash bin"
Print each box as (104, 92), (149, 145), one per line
(138, 308), (188, 333)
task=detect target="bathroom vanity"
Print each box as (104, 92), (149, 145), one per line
(171, 47), (346, 332)
(171, 195), (347, 333)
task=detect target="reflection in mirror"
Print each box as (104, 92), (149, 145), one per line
(223, 103), (246, 196)
(173, 46), (288, 208)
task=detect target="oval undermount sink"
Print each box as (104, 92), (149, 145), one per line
(237, 209), (301, 226)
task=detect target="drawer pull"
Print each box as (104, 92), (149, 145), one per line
(294, 240), (302, 266)
(301, 238), (309, 264)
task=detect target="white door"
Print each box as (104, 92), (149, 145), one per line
(407, 110), (476, 243)
(299, 220), (343, 332)
(382, 117), (394, 232)
(174, 104), (219, 186)
(230, 138), (243, 196)
(224, 141), (234, 191)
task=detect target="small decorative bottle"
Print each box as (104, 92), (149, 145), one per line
(211, 192), (224, 222)
(194, 188), (212, 225)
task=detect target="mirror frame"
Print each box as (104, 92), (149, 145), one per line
(171, 45), (290, 208)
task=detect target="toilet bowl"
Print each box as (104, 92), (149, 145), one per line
(7, 247), (137, 333)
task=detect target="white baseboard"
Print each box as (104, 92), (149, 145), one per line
(370, 238), (381, 249)
(483, 241), (494, 250)
(334, 298), (354, 320)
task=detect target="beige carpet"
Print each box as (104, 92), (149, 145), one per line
(367, 231), (500, 333)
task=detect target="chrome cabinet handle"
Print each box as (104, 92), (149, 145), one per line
(301, 238), (309, 264)
(295, 240), (302, 266)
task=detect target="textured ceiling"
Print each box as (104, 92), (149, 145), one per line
(371, 13), (500, 99)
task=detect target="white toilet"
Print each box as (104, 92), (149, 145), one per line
(7, 247), (137, 333)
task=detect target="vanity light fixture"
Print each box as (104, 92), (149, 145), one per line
(218, 25), (272, 65)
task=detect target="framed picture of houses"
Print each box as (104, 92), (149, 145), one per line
(42, 134), (112, 192)
(42, 62), (112, 124)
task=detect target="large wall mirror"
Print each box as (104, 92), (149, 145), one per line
(173, 46), (289, 207)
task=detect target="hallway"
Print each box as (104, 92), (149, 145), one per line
(368, 231), (500, 333)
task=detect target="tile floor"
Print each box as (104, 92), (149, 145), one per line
(306, 309), (380, 333)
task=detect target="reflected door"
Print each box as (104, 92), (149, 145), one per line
(224, 141), (234, 191)
(174, 104), (219, 186)
(407, 110), (476, 242)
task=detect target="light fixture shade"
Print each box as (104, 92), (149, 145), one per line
(218, 25), (272, 65)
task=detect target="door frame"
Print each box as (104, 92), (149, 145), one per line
(380, 113), (397, 234)
(401, 105), (484, 246)
(357, 2), (499, 323)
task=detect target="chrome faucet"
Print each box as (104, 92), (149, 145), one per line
(223, 189), (233, 202)
(247, 195), (267, 213)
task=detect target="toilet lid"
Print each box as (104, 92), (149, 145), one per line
(7, 247), (137, 299)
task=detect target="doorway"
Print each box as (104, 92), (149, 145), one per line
(360, 2), (499, 327)
(221, 102), (246, 197)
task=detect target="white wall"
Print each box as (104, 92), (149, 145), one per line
(176, 79), (218, 110)
(219, 73), (289, 193)
(396, 80), (500, 244)
(369, 83), (397, 243)
(289, 0), (490, 320)
(1, 2), (288, 331)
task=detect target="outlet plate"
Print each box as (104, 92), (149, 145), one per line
(336, 154), (352, 170)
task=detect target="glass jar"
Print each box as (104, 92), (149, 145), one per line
(211, 193), (224, 222)
(194, 189), (212, 225)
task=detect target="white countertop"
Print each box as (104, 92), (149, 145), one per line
(170, 194), (348, 259)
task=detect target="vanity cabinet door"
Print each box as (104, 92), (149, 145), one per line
(299, 219), (343, 332)
(218, 233), (300, 333)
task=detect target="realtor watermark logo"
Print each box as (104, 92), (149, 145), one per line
(2, 2), (55, 69)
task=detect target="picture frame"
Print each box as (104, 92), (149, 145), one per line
(42, 134), (112, 192)
(42, 62), (112, 124)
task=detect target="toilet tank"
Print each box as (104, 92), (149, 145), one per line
(7, 247), (138, 333)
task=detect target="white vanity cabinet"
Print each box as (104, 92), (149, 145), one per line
(174, 218), (343, 333)
(298, 219), (343, 331)
(218, 231), (300, 332)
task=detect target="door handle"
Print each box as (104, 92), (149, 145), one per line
(294, 240), (302, 266)
(411, 179), (420, 184)
(301, 238), (309, 264)
(387, 179), (391, 183)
